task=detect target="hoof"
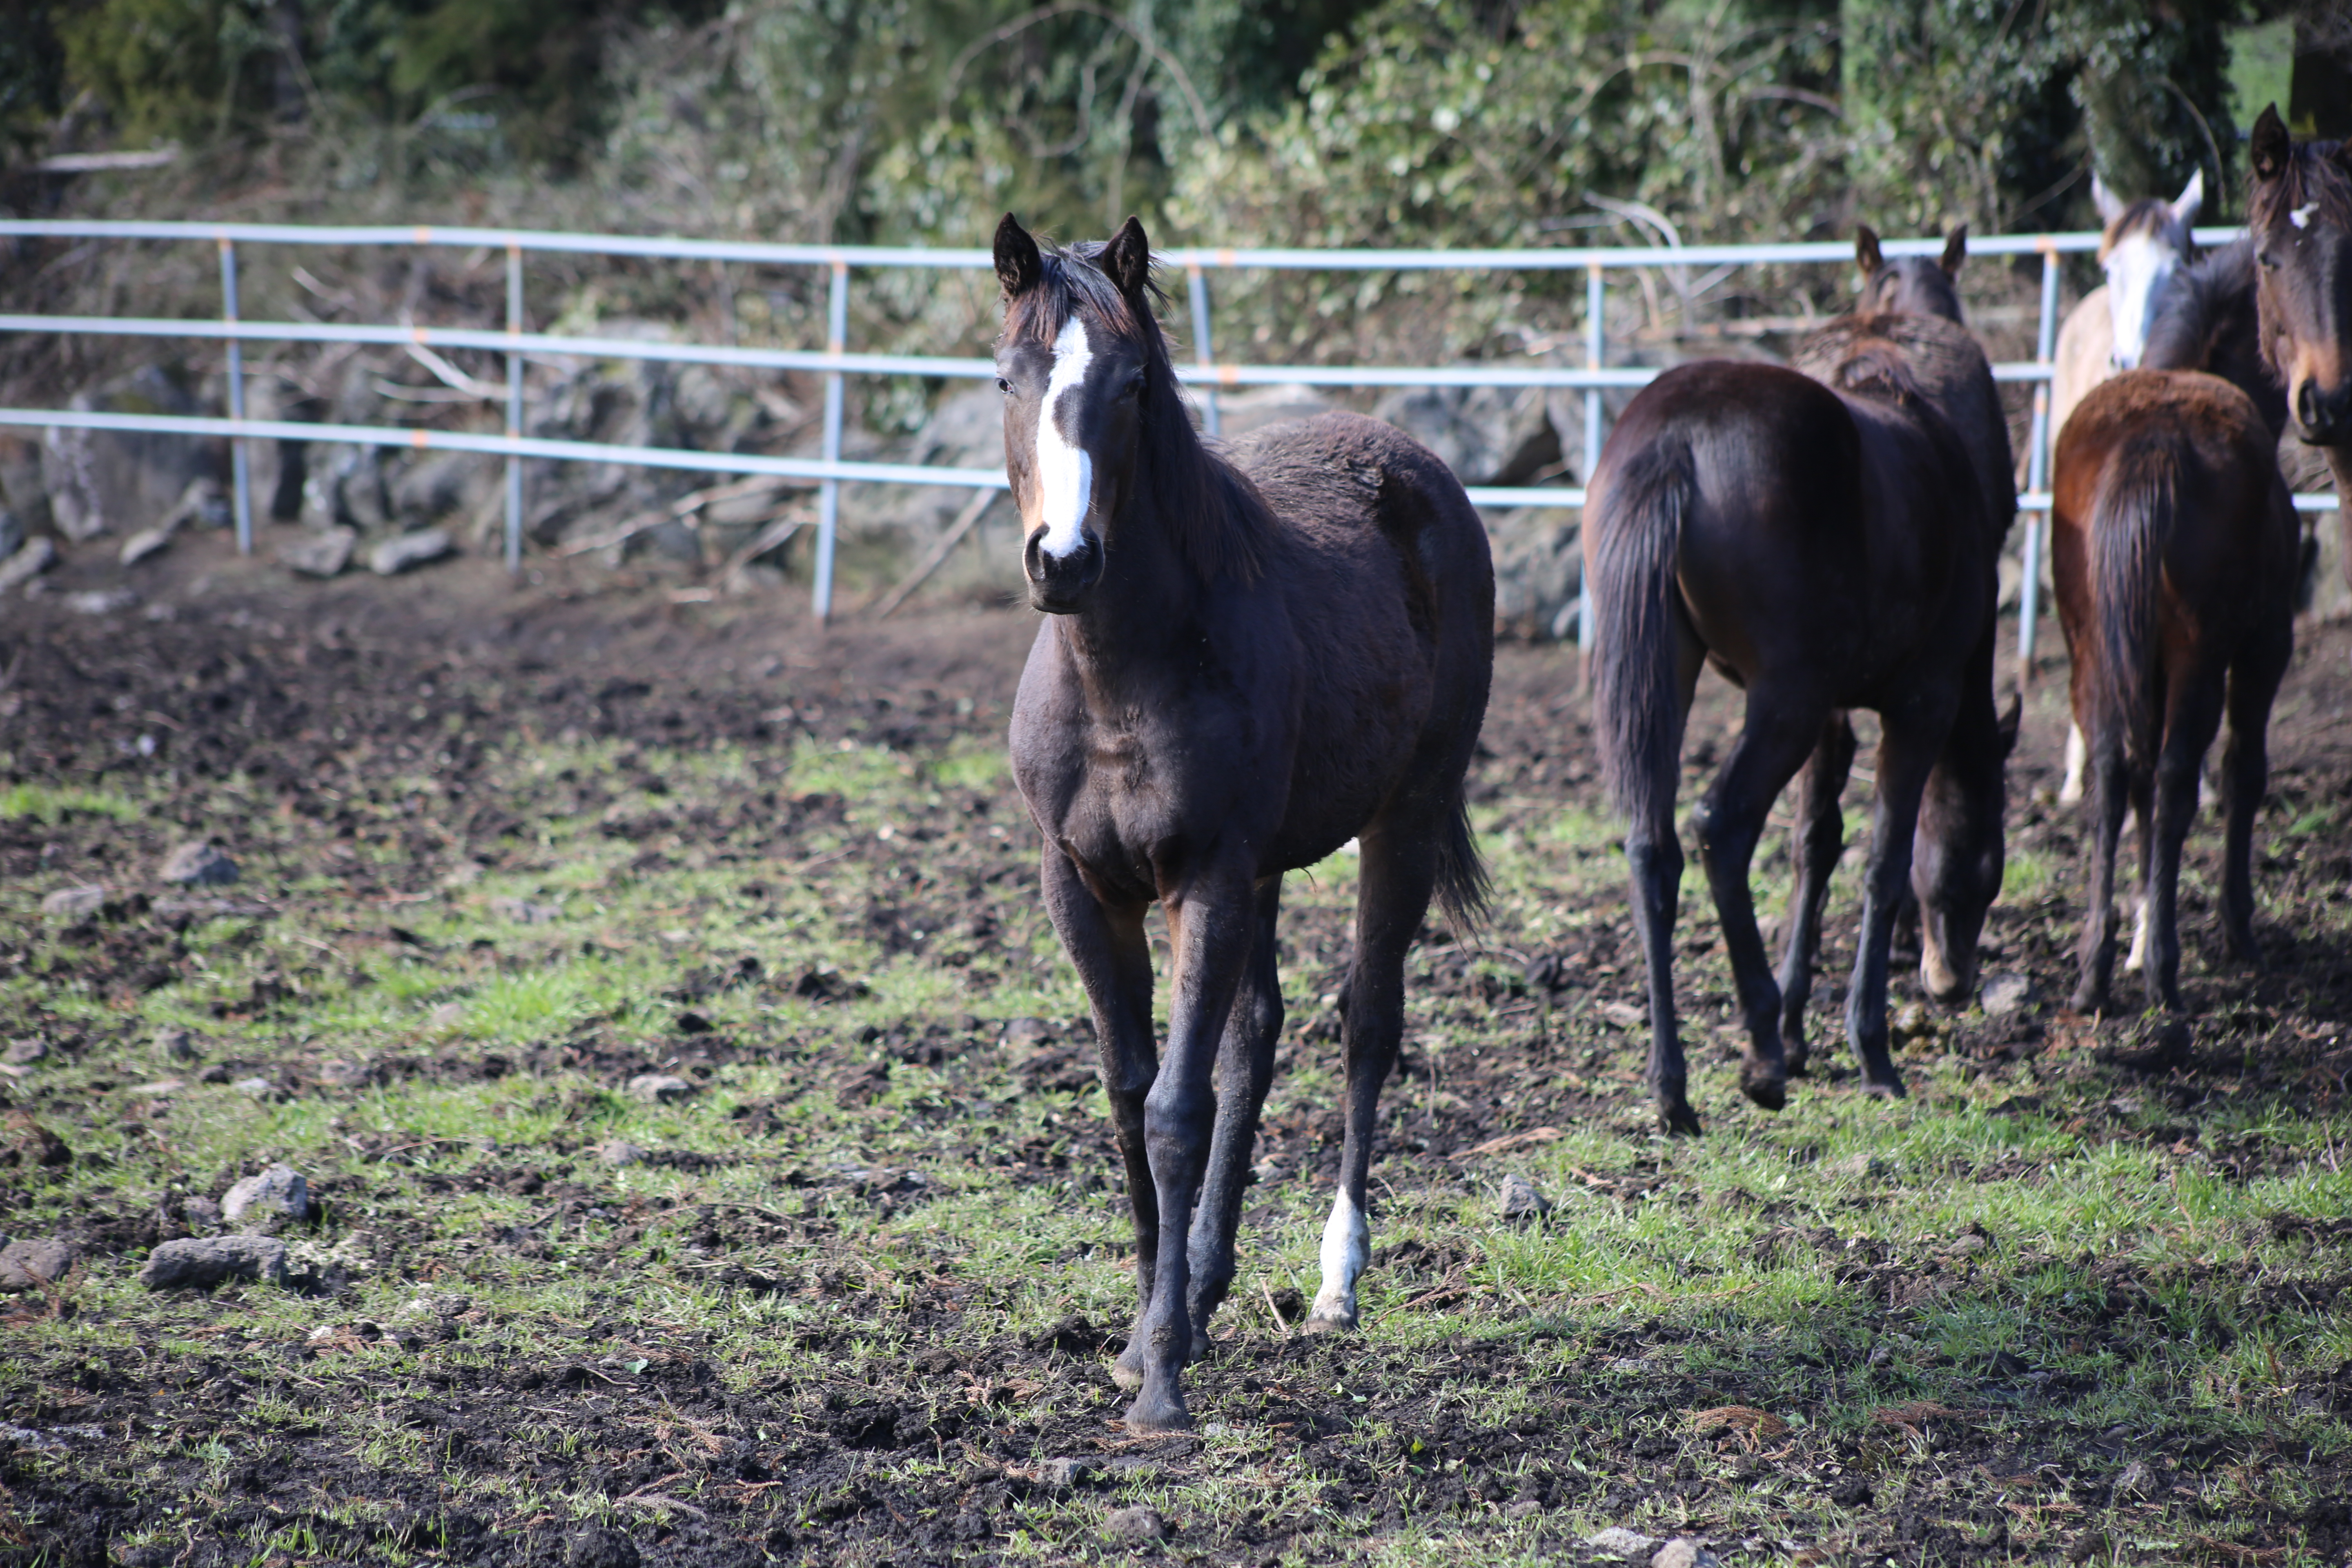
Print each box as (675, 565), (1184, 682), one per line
(1189, 1329), (1209, 1364)
(1783, 1044), (1811, 1080)
(1302, 1308), (1357, 1334)
(1122, 1392), (1193, 1434)
(1110, 1350), (1145, 1392)
(2069, 980), (2106, 1016)
(1860, 1073), (1908, 1101)
(1658, 1101), (1704, 1136)
(1739, 1058), (1788, 1111)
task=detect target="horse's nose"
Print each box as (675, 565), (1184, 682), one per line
(2295, 377), (2352, 446)
(1024, 528), (1105, 612)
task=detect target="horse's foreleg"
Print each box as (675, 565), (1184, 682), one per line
(1185, 877), (1284, 1358)
(1694, 701), (1823, 1111)
(1041, 852), (1160, 1384)
(2144, 674), (2226, 1012)
(2069, 728), (2131, 1014)
(1309, 828), (1437, 1332)
(2219, 631), (2288, 965)
(1126, 871), (1256, 1434)
(1777, 714), (1858, 1076)
(1843, 700), (1948, 1097)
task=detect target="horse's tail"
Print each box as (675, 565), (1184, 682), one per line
(1588, 436), (1693, 833)
(2091, 434), (2176, 769)
(1432, 783), (1490, 937)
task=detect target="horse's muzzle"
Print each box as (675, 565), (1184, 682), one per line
(1025, 528), (1104, 613)
(2294, 376), (2352, 447)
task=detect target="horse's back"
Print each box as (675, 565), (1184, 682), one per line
(1795, 312), (2015, 544)
(1226, 411), (1492, 583)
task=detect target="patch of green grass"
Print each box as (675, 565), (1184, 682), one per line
(0, 782), (138, 822)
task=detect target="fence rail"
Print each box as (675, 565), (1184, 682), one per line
(0, 218), (2337, 653)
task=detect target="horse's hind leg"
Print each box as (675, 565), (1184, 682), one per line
(2069, 727), (2132, 1015)
(1775, 713), (1858, 1078)
(2142, 670), (2226, 1013)
(1306, 824), (1437, 1333)
(1041, 851), (1161, 1390)
(1625, 624), (1707, 1134)
(1184, 877), (1284, 1359)
(2218, 626), (2289, 965)
(1694, 699), (1825, 1111)
(1843, 695), (1951, 1097)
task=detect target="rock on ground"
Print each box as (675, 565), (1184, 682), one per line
(180, 1197), (223, 1231)
(1588, 1527), (1661, 1557)
(39, 885), (107, 917)
(565, 1527), (641, 1568)
(597, 1140), (648, 1167)
(0, 535), (55, 593)
(627, 1074), (693, 1104)
(1651, 1539), (1722, 1568)
(1103, 1506), (1167, 1541)
(370, 527), (454, 576)
(0, 1238), (79, 1291)
(1498, 1173), (1551, 1222)
(221, 1163), (309, 1228)
(154, 1027), (205, 1062)
(279, 526), (357, 579)
(137, 1235), (289, 1290)
(1980, 971), (2033, 1016)
(158, 841), (238, 887)
(4, 1039), (45, 1065)
(1830, 1152), (1892, 1180)
(489, 895), (561, 924)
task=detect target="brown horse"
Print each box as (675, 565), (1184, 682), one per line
(2051, 370), (2297, 1019)
(2145, 108), (2352, 529)
(995, 214), (1493, 1431)
(1855, 225), (1968, 322)
(1584, 333), (2014, 1133)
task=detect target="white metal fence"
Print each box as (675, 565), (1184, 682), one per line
(0, 219), (2336, 663)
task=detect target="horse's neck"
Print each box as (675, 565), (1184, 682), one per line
(1054, 497), (1207, 703)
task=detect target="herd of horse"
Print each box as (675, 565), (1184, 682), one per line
(981, 107), (2352, 1432)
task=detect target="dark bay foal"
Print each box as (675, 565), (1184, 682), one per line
(1584, 338), (2015, 1133)
(994, 214), (1493, 1432)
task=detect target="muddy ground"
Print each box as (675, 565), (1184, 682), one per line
(2, 527), (2350, 1567)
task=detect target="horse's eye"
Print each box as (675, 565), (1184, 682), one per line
(2257, 250), (2278, 271)
(995, 377), (1011, 394)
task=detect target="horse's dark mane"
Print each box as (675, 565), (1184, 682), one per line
(1004, 239), (1272, 584)
(2249, 136), (2352, 233)
(2143, 240), (2256, 372)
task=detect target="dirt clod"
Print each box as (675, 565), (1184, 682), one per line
(157, 840), (238, 887)
(1104, 1506), (1168, 1541)
(0, 1236), (78, 1290)
(137, 1234), (288, 1290)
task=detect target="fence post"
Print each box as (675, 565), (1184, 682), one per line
(1187, 261), (1219, 438)
(2018, 242), (2061, 674)
(1579, 261), (1604, 662)
(505, 241), (525, 573)
(814, 258), (849, 624)
(217, 237), (252, 554)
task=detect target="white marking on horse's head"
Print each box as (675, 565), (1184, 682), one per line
(2103, 231), (2182, 370)
(1033, 316), (1096, 559)
(2292, 203), (2318, 231)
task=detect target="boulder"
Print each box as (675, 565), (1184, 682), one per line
(0, 1237), (78, 1291)
(221, 1163), (310, 1229)
(279, 526), (356, 579)
(158, 841), (238, 887)
(1371, 381), (1560, 487)
(369, 527), (454, 576)
(42, 366), (221, 540)
(137, 1234), (288, 1290)
(0, 536), (54, 594)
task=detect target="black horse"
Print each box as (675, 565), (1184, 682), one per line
(1855, 225), (1969, 323)
(994, 213), (1493, 1432)
(1584, 333), (2015, 1133)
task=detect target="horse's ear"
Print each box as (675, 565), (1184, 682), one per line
(995, 213), (1042, 299)
(1856, 226), (1884, 279)
(1103, 215), (1152, 304)
(2172, 167), (2204, 227)
(2091, 173), (2125, 226)
(1997, 690), (2022, 757)
(2250, 105), (2290, 184)
(1940, 227), (1967, 278)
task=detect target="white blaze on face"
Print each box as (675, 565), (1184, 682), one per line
(2103, 232), (2181, 371)
(2292, 203), (2318, 232)
(1309, 1189), (1369, 1326)
(1033, 315), (1096, 559)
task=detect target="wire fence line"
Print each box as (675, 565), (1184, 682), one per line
(0, 218), (2336, 659)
